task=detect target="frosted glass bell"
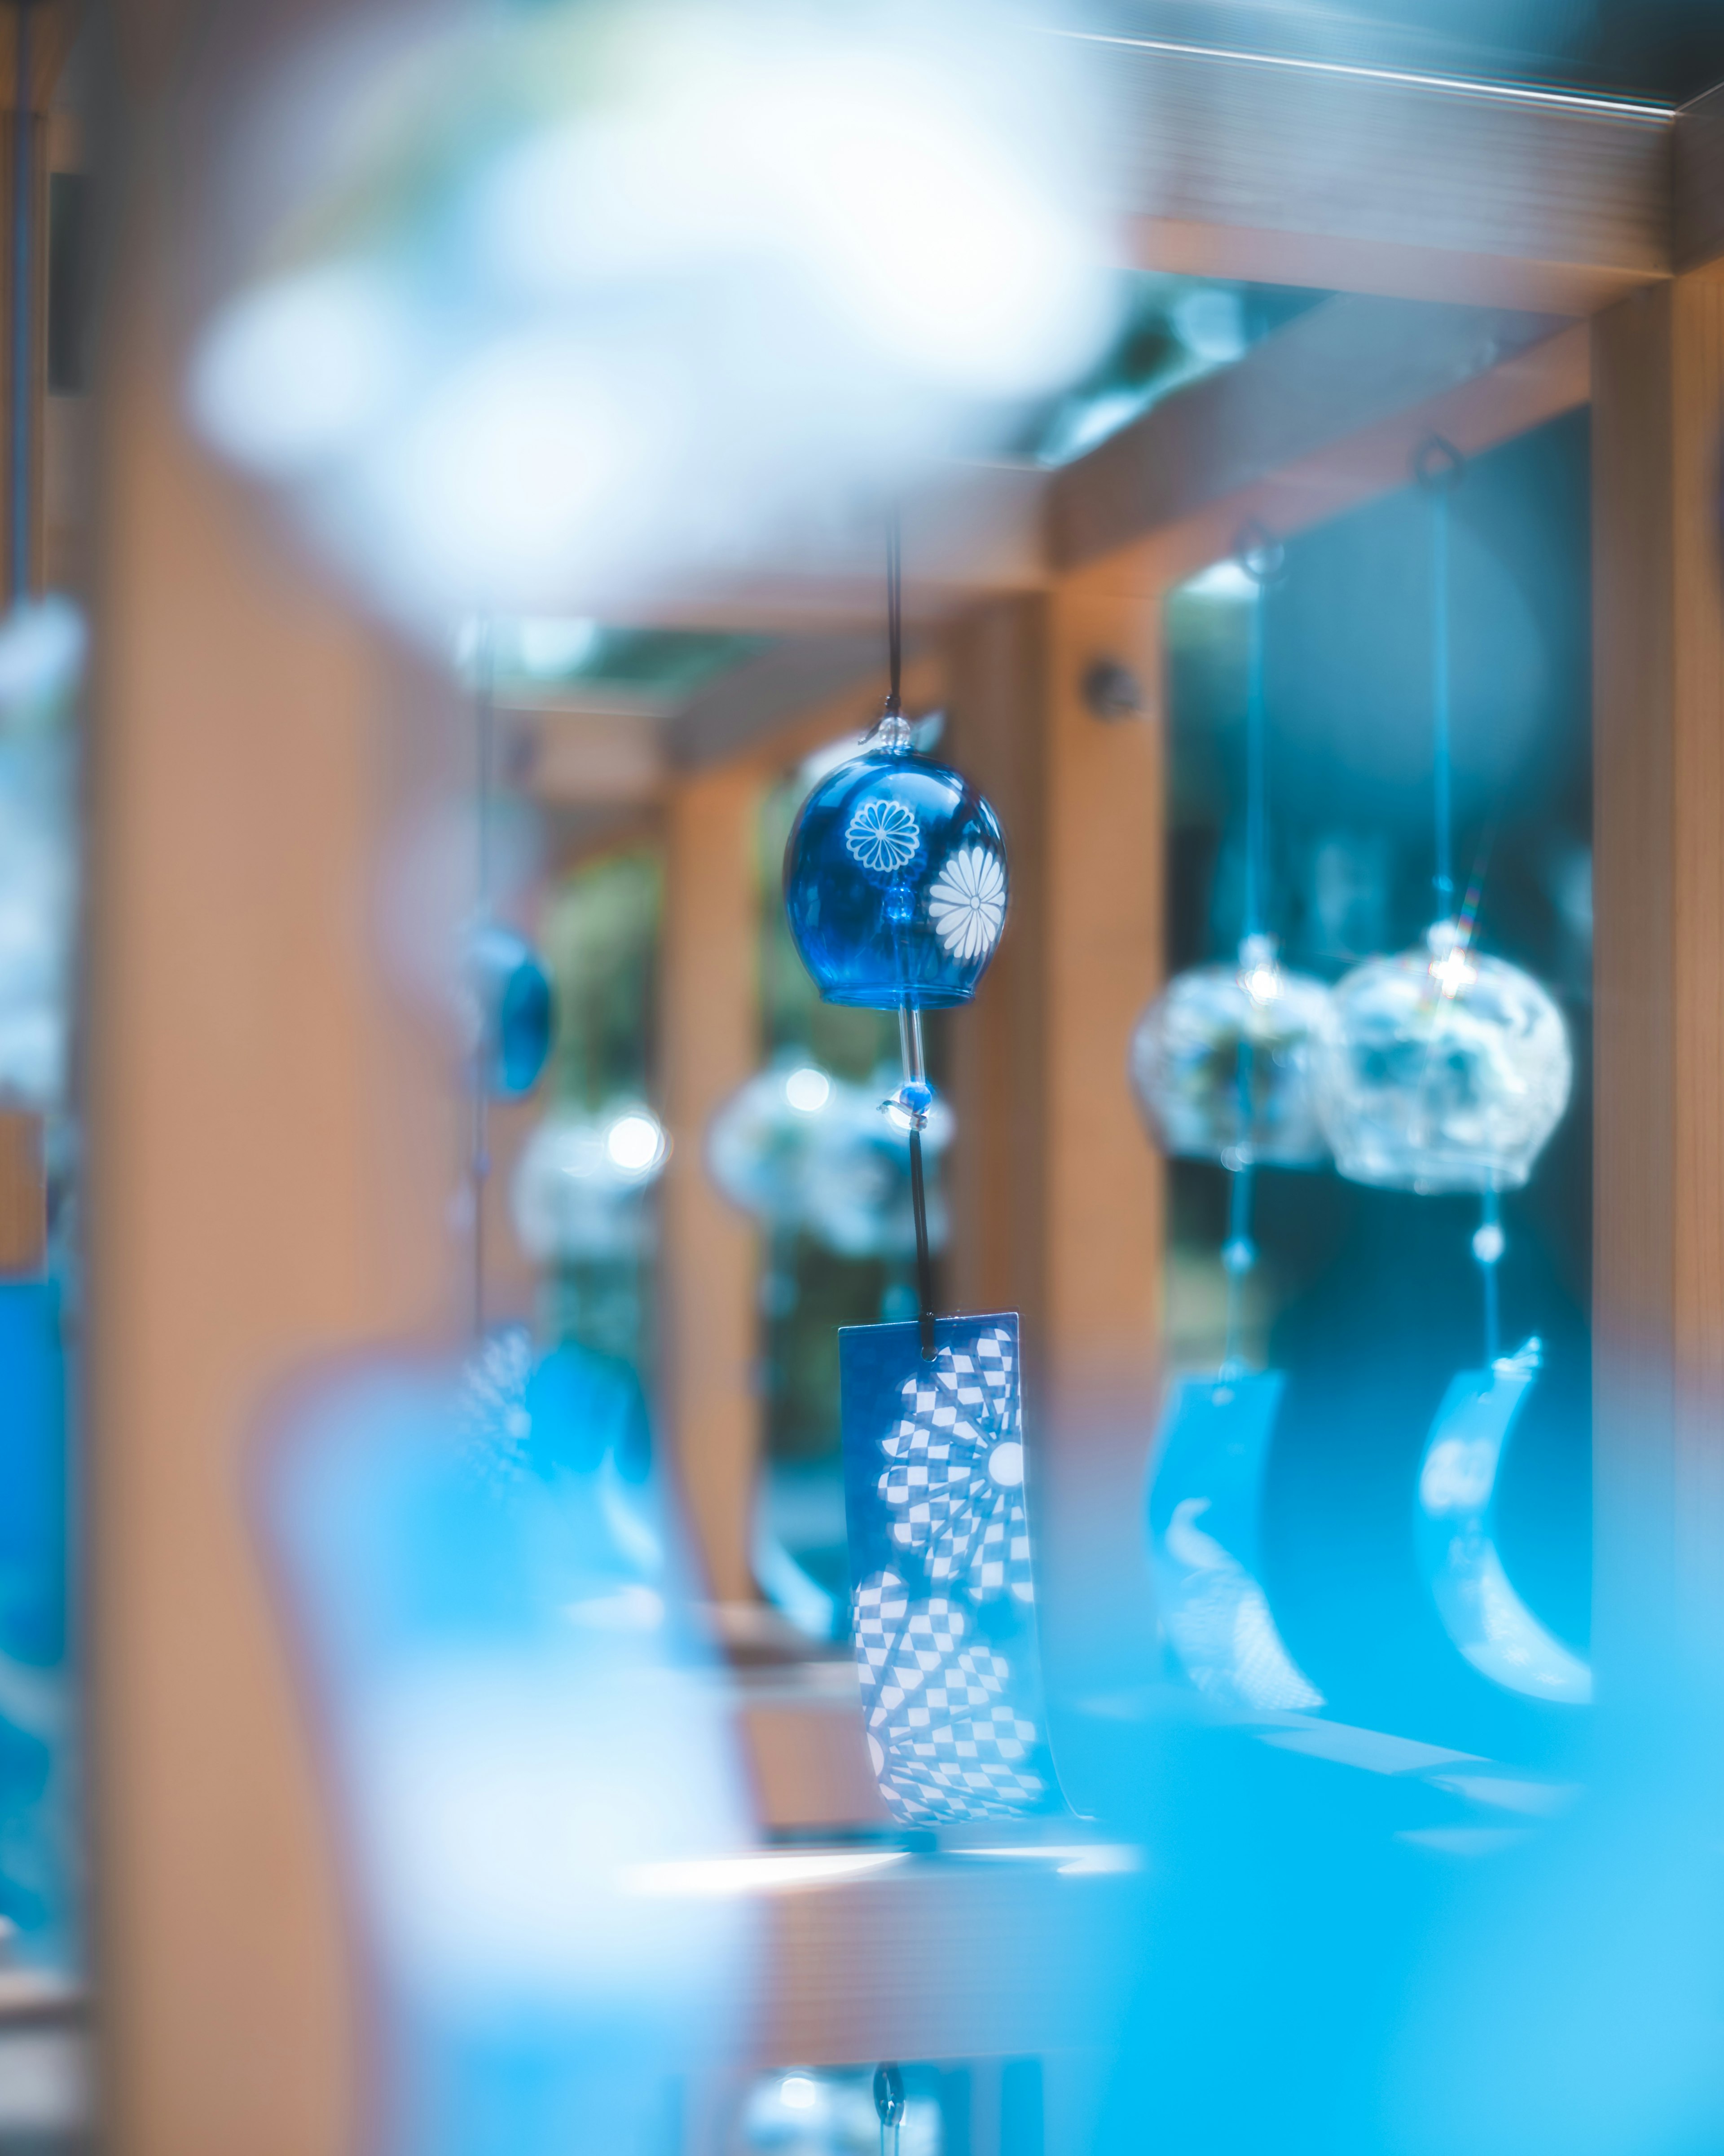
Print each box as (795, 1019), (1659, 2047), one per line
(784, 717), (1007, 1010)
(510, 1103), (666, 1262)
(1313, 919), (1571, 1193)
(706, 1060), (951, 1257)
(1129, 935), (1332, 1169)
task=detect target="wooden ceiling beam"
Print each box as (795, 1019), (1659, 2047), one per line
(1675, 82), (1724, 271)
(1073, 31), (1674, 312)
(1048, 294), (1575, 579)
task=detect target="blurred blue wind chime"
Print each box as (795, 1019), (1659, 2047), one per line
(1310, 439), (1586, 1704)
(1132, 525), (1329, 1713)
(784, 517), (1067, 1825)
(455, 618), (556, 1436)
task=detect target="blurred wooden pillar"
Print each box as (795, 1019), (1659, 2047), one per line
(0, 1107), (44, 1273)
(660, 765), (761, 1605)
(1040, 576), (1164, 1682)
(945, 577), (1164, 1690)
(90, 290), (458, 2156)
(1591, 263), (1724, 1690)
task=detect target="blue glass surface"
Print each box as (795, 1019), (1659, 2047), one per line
(467, 924), (554, 1096)
(0, 1282), (72, 1958)
(259, 1336), (749, 2156)
(838, 1314), (1064, 1822)
(1148, 1371), (1323, 1713)
(1415, 1337), (1590, 1704)
(784, 745), (1007, 1010)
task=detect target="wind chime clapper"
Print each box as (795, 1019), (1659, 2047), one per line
(1130, 518), (1333, 1383)
(1309, 436), (1572, 1371)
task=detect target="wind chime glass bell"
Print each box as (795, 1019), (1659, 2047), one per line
(465, 922), (554, 1097)
(783, 715), (1007, 1011)
(1312, 917), (1571, 1193)
(1130, 933), (1332, 1170)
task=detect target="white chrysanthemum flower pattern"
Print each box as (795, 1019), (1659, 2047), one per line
(454, 1325), (534, 1487)
(853, 1571), (1046, 1820)
(880, 1327), (1033, 1605)
(845, 798), (920, 876)
(927, 846), (1005, 961)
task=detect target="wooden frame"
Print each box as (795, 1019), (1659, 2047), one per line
(84, 20), (1724, 2156)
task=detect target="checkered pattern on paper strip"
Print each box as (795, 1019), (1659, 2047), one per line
(878, 1326), (1033, 1606)
(853, 1570), (1046, 1821)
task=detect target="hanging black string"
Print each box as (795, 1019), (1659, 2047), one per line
(884, 506), (903, 717)
(10, 1), (32, 603)
(1414, 436), (1465, 916)
(900, 1000), (937, 1362)
(471, 621), (495, 1341)
(882, 508), (936, 1358)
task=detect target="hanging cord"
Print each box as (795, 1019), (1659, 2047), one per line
(879, 508), (937, 1359)
(1418, 445), (1500, 1366)
(10, 0), (31, 603)
(1473, 1185), (1503, 1366)
(884, 505), (903, 717)
(1219, 523), (1284, 1378)
(1236, 520), (1283, 944)
(898, 1002), (937, 1362)
(874, 2064), (906, 2156)
(470, 619), (495, 1341)
(1414, 436), (1465, 917)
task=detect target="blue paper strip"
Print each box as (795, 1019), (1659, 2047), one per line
(839, 1313), (1064, 1823)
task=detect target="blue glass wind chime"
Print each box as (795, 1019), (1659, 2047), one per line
(1310, 441), (1584, 1704)
(784, 520), (1066, 1824)
(1132, 525), (1329, 1713)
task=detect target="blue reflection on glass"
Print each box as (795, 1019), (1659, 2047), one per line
(1148, 1371), (1323, 1712)
(1415, 1336), (1591, 1705)
(260, 1332), (749, 2156)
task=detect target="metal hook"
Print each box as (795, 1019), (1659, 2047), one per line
(1232, 518), (1286, 586)
(1412, 433), (1466, 492)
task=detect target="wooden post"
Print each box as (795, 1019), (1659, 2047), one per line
(1039, 576), (1165, 1685)
(659, 764), (762, 1607)
(0, 1107), (43, 1274)
(944, 578), (1164, 1695)
(1591, 263), (1724, 1689)
(89, 300), (459, 2152)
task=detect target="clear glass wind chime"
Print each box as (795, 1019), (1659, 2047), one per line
(1133, 526), (1328, 1713)
(783, 518), (1065, 1823)
(1309, 440), (1583, 1704)
(1311, 440), (1572, 1284)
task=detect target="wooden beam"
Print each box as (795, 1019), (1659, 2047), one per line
(1591, 263), (1724, 1687)
(1049, 296), (1572, 578)
(942, 584), (1163, 1701)
(1675, 81), (1724, 272)
(666, 633), (889, 771)
(1070, 31), (1673, 311)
